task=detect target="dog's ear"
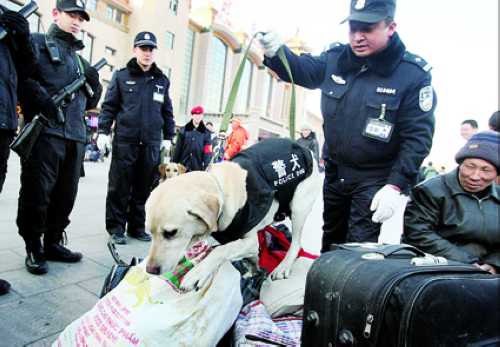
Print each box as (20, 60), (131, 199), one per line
(178, 164), (187, 174)
(158, 164), (167, 177)
(188, 193), (220, 232)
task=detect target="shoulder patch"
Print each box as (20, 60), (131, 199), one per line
(325, 42), (344, 52)
(403, 51), (432, 72)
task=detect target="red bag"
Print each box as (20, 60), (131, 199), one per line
(258, 225), (317, 274)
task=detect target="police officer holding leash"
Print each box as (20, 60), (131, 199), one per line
(260, 0), (436, 252)
(0, 1), (38, 294)
(97, 32), (175, 245)
(16, 0), (103, 275)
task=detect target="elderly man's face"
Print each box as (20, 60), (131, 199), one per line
(458, 158), (497, 193)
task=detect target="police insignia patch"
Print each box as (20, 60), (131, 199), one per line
(77, 0), (85, 8)
(419, 86), (433, 112)
(354, 0), (366, 10)
(145, 33), (151, 40)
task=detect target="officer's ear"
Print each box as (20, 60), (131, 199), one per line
(386, 21), (397, 36)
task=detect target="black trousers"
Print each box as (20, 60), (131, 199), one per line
(17, 134), (85, 246)
(0, 129), (14, 194)
(105, 142), (160, 235)
(321, 162), (386, 253)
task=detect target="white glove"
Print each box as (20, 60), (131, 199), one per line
(258, 31), (283, 58)
(370, 185), (401, 224)
(97, 134), (111, 151)
(161, 140), (172, 152)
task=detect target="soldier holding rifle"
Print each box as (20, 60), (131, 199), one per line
(16, 0), (102, 275)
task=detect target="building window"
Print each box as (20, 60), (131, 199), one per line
(163, 66), (172, 79)
(105, 46), (116, 56)
(115, 9), (123, 24)
(106, 5), (114, 20)
(79, 31), (95, 63)
(235, 59), (253, 113)
(179, 29), (195, 117)
(87, 0), (98, 11)
(165, 31), (175, 50)
(261, 73), (273, 116)
(169, 0), (178, 15)
(206, 37), (227, 113)
(1, 0), (41, 32)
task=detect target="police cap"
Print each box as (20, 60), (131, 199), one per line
(134, 31), (158, 48)
(56, 0), (90, 21)
(342, 0), (396, 24)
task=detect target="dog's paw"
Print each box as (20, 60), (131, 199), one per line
(270, 260), (293, 280)
(179, 263), (214, 292)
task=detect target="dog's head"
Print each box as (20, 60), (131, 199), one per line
(145, 171), (221, 275)
(158, 162), (186, 182)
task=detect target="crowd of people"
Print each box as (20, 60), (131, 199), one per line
(0, 0), (498, 310)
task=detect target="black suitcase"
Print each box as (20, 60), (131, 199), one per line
(301, 243), (500, 347)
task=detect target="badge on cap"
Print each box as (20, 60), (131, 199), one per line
(419, 86), (434, 112)
(354, 0), (366, 10)
(331, 74), (346, 85)
(145, 33), (151, 40)
(76, 0), (85, 8)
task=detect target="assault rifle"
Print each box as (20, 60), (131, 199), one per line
(0, 1), (38, 41)
(10, 57), (108, 160)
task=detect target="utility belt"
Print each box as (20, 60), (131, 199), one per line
(325, 159), (392, 182)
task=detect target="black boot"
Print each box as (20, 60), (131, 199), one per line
(25, 238), (48, 275)
(0, 279), (11, 295)
(45, 243), (83, 263)
(127, 227), (151, 242)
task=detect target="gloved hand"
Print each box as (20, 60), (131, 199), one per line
(161, 139), (172, 152)
(258, 31), (283, 58)
(370, 185), (401, 224)
(84, 65), (100, 89)
(97, 134), (111, 152)
(0, 10), (30, 41)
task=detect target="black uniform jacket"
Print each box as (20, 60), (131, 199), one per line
(98, 58), (175, 144)
(264, 33), (436, 191)
(172, 120), (212, 171)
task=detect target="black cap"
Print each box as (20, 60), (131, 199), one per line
(341, 0), (396, 24)
(134, 31), (158, 48)
(56, 0), (90, 21)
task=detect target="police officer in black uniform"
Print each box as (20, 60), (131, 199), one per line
(16, 0), (103, 275)
(0, 3), (37, 294)
(97, 32), (175, 245)
(260, 0), (436, 252)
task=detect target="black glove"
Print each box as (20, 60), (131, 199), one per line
(0, 10), (30, 42)
(21, 80), (58, 120)
(84, 66), (100, 89)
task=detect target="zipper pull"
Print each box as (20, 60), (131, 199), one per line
(378, 104), (387, 120)
(363, 314), (374, 338)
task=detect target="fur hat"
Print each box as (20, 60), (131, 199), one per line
(190, 106), (204, 115)
(455, 131), (500, 170)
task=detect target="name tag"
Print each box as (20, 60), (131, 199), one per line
(153, 92), (164, 103)
(363, 118), (394, 142)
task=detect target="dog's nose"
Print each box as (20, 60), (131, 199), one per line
(146, 265), (161, 275)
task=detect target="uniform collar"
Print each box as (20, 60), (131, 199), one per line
(444, 168), (500, 202)
(337, 32), (406, 77)
(126, 58), (164, 77)
(185, 119), (207, 132)
(47, 24), (85, 50)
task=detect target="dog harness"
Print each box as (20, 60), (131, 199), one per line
(212, 138), (313, 245)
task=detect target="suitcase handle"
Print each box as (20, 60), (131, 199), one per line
(334, 243), (427, 257)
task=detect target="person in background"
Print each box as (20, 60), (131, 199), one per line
(97, 31), (175, 245)
(296, 123), (320, 169)
(16, 0), (102, 275)
(172, 106), (212, 172)
(488, 111), (499, 132)
(460, 119), (478, 141)
(259, 0), (436, 252)
(224, 117), (249, 160)
(403, 131), (499, 274)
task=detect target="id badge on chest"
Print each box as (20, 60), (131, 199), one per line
(153, 92), (164, 103)
(362, 103), (394, 142)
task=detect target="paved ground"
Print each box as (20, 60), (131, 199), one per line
(0, 154), (404, 346)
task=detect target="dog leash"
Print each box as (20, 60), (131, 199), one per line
(211, 33), (298, 165)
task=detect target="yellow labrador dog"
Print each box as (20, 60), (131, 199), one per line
(158, 162), (186, 182)
(145, 138), (322, 291)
